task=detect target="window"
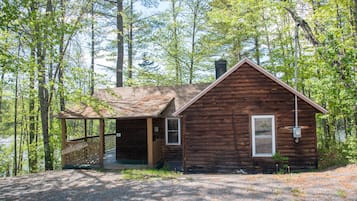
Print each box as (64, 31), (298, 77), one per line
(165, 118), (181, 145)
(252, 115), (275, 157)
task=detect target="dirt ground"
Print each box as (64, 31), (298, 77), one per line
(0, 165), (356, 201)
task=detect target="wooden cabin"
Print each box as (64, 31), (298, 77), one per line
(57, 58), (327, 173)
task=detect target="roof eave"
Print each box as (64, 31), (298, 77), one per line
(56, 115), (162, 120)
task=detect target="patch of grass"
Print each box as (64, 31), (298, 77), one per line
(121, 169), (181, 180)
(246, 186), (256, 192)
(291, 188), (303, 197)
(95, 168), (107, 172)
(336, 189), (347, 199)
(273, 189), (282, 196)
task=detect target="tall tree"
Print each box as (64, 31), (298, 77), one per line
(116, 0), (124, 87)
(37, 0), (53, 170)
(90, 0), (95, 95)
(185, 0), (211, 84)
(127, 0), (134, 84)
(13, 60), (19, 176)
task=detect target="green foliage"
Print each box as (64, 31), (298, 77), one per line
(291, 188), (303, 197)
(336, 189), (347, 199)
(141, 0), (213, 85)
(121, 169), (181, 180)
(318, 146), (347, 169)
(0, 145), (12, 177)
(272, 152), (289, 164)
(273, 152), (289, 174)
(343, 136), (357, 164)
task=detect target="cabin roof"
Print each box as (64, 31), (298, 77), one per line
(173, 58), (327, 115)
(58, 58), (327, 119)
(57, 84), (209, 119)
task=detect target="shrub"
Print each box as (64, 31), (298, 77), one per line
(318, 145), (347, 169)
(272, 152), (289, 173)
(343, 135), (357, 164)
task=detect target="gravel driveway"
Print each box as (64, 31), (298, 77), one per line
(0, 165), (356, 201)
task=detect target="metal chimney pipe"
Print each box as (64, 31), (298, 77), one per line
(215, 59), (227, 79)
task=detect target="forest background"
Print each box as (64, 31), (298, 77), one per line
(0, 0), (356, 176)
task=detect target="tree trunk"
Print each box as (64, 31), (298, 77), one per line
(36, 0), (53, 171)
(18, 98), (25, 173)
(127, 0), (133, 85)
(233, 38), (241, 62)
(0, 71), (4, 123)
(353, 0), (357, 36)
(20, 106), (27, 173)
(189, 0), (199, 84)
(171, 0), (181, 85)
(38, 53), (52, 170)
(38, 64), (52, 170)
(284, 7), (320, 46)
(321, 118), (329, 149)
(262, 8), (274, 71)
(58, 0), (65, 111)
(13, 67), (18, 176)
(90, 0), (95, 95)
(254, 34), (260, 65)
(116, 0), (124, 87)
(28, 4), (37, 173)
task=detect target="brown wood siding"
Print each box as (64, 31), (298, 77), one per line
(182, 63), (318, 173)
(152, 118), (165, 163)
(115, 118), (167, 164)
(152, 117), (183, 163)
(116, 119), (147, 161)
(164, 146), (182, 162)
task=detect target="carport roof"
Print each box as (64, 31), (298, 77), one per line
(57, 84), (209, 119)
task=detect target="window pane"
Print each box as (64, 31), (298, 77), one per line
(253, 116), (274, 156)
(255, 118), (272, 137)
(168, 119), (178, 130)
(168, 131), (178, 143)
(255, 137), (272, 154)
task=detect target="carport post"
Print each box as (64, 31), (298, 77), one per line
(147, 118), (154, 168)
(99, 119), (105, 168)
(61, 118), (67, 167)
(84, 119), (87, 141)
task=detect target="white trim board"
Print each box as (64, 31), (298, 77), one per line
(251, 115), (276, 157)
(165, 117), (181, 145)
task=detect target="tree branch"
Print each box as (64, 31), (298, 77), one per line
(284, 7), (320, 46)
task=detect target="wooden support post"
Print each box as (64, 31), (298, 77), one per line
(61, 118), (67, 167)
(181, 116), (185, 172)
(147, 118), (154, 168)
(84, 119), (87, 141)
(99, 119), (105, 168)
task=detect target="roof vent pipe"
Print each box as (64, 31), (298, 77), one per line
(215, 59), (227, 79)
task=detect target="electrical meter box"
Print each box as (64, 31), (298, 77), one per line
(293, 127), (301, 138)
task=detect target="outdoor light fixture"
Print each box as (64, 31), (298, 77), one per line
(154, 126), (159, 132)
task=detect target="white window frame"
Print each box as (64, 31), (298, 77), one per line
(165, 118), (181, 145)
(252, 115), (276, 157)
